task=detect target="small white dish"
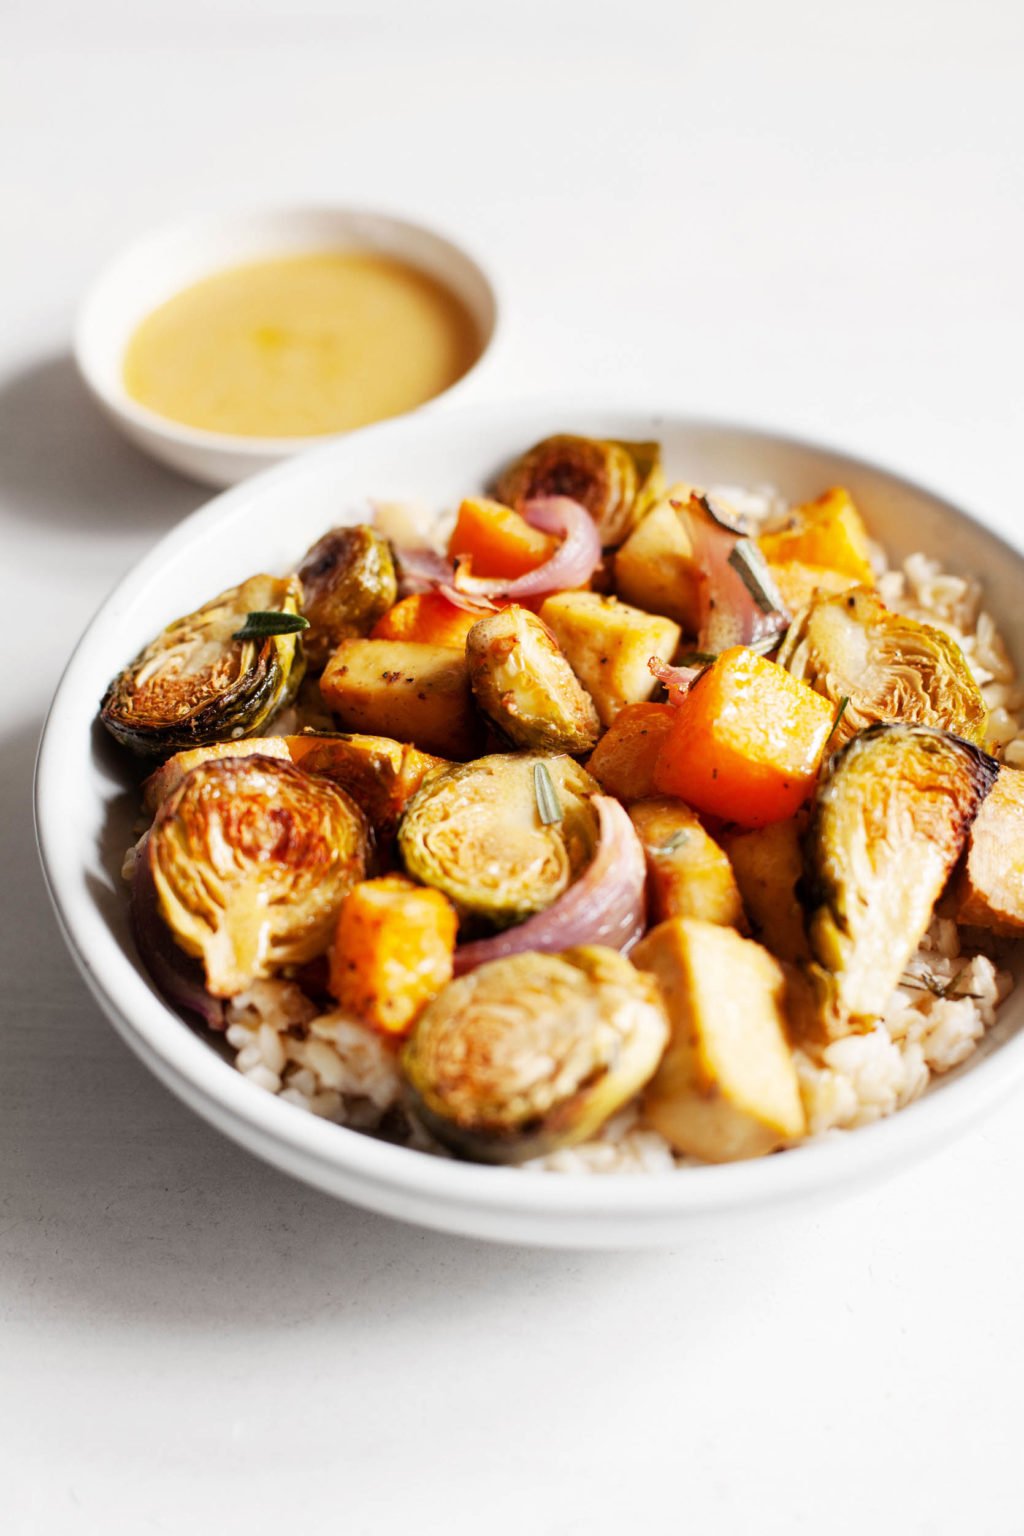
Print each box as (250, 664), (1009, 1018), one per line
(34, 401), (1024, 1247)
(74, 206), (500, 488)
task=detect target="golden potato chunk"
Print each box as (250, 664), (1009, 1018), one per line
(633, 918), (806, 1162)
(953, 767), (1024, 934)
(628, 799), (747, 929)
(320, 639), (482, 760)
(613, 490), (701, 631)
(538, 591), (681, 727)
(720, 818), (811, 963)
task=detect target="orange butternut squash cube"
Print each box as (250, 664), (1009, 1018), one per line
(652, 647), (834, 827)
(370, 592), (479, 649)
(329, 875), (458, 1036)
(758, 487), (875, 587)
(447, 497), (557, 579)
(587, 702), (677, 802)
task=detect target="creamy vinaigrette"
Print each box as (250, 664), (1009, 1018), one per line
(122, 250), (481, 437)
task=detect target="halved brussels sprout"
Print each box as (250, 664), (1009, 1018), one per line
(402, 946), (669, 1162)
(297, 525), (397, 672)
(778, 586), (987, 751)
(804, 723), (997, 1027)
(397, 753), (600, 928)
(466, 605), (600, 753)
(495, 434), (663, 548)
(100, 575), (304, 757)
(147, 754), (368, 997)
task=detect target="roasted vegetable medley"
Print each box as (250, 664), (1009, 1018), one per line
(101, 432), (1024, 1168)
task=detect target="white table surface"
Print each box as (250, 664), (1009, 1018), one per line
(4, 2), (1024, 1530)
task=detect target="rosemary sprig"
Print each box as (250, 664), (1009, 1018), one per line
(824, 695), (851, 750)
(233, 611), (310, 641)
(899, 967), (981, 1002)
(727, 539), (781, 615)
(533, 761), (563, 825)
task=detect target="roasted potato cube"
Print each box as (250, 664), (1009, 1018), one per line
(953, 766), (1024, 934)
(721, 818), (811, 963)
(628, 799), (747, 929)
(633, 918), (806, 1161)
(538, 591), (681, 727)
(587, 702), (677, 802)
(613, 489), (701, 630)
(320, 639), (482, 759)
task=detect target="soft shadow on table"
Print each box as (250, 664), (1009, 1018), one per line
(5, 716), (698, 1337)
(0, 354), (201, 533)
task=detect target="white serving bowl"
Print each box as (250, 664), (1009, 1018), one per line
(35, 402), (1024, 1247)
(74, 206), (500, 488)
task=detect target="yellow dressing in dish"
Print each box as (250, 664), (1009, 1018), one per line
(122, 250), (482, 438)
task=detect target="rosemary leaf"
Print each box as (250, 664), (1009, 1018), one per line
(824, 695), (851, 749)
(726, 539), (780, 615)
(233, 611), (310, 641)
(656, 829), (690, 854)
(533, 761), (564, 825)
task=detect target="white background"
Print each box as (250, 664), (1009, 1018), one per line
(3, 1), (1024, 1531)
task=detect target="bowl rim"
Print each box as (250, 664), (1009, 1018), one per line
(72, 201), (502, 458)
(34, 398), (1024, 1228)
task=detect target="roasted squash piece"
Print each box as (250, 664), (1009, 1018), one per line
(720, 818), (811, 963)
(370, 592), (482, 649)
(320, 639), (482, 760)
(634, 918), (806, 1161)
(652, 646), (835, 827)
(613, 490), (701, 631)
(804, 723), (997, 1028)
(628, 799), (747, 929)
(587, 702), (677, 802)
(952, 766), (1024, 934)
(329, 875), (458, 1035)
(758, 487), (875, 586)
(447, 497), (557, 579)
(538, 591), (681, 726)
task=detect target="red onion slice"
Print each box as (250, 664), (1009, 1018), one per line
(131, 834), (226, 1031)
(394, 545), (458, 597)
(676, 493), (789, 654)
(453, 795), (647, 976)
(648, 656), (705, 706)
(452, 496), (602, 601)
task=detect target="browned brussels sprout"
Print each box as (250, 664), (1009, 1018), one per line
(803, 722), (997, 1028)
(496, 434), (663, 548)
(297, 524), (397, 672)
(397, 753), (600, 927)
(402, 946), (669, 1162)
(146, 754), (368, 997)
(100, 575), (305, 757)
(465, 604), (600, 754)
(778, 586), (987, 751)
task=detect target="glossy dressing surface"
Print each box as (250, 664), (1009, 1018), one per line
(122, 249), (482, 438)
